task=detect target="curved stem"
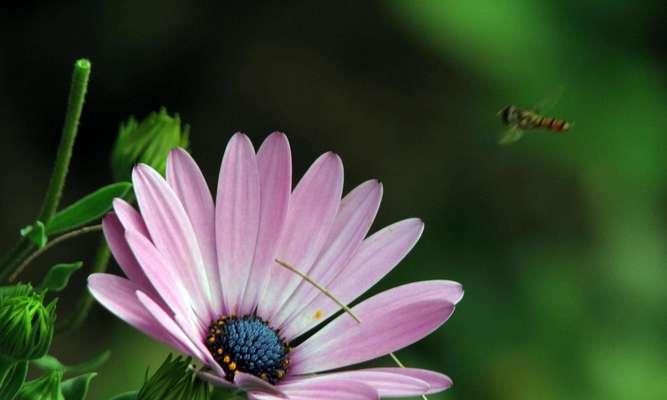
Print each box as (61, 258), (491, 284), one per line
(0, 240), (33, 283)
(8, 224), (102, 282)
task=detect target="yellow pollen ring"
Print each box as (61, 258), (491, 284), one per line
(228, 362), (237, 371)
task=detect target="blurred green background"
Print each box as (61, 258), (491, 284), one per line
(1, 1), (666, 399)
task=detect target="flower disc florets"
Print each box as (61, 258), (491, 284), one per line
(205, 315), (289, 384)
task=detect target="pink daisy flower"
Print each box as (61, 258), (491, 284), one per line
(89, 133), (463, 399)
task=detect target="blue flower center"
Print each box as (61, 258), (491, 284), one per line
(205, 315), (290, 384)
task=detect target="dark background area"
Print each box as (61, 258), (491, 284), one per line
(1, 1), (666, 399)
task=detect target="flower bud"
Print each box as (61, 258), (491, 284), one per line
(137, 354), (210, 400)
(16, 370), (63, 400)
(0, 284), (56, 362)
(111, 108), (190, 181)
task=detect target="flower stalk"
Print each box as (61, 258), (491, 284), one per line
(38, 58), (91, 222)
(0, 59), (91, 283)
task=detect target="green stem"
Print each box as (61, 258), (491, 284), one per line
(38, 58), (91, 222)
(8, 225), (102, 282)
(56, 239), (110, 335)
(0, 59), (91, 283)
(0, 240), (33, 282)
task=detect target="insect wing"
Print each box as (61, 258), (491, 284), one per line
(532, 86), (565, 114)
(498, 126), (524, 145)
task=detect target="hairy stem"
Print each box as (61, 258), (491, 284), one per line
(0, 59), (91, 283)
(38, 59), (91, 222)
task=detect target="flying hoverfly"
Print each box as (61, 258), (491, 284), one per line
(497, 91), (573, 145)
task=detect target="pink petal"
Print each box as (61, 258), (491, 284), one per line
(289, 281), (457, 374)
(112, 198), (149, 238)
(367, 368), (453, 394)
(235, 372), (288, 397)
(215, 133), (261, 316)
(254, 377), (378, 400)
(132, 164), (213, 322)
(173, 313), (225, 377)
(124, 229), (204, 330)
(195, 371), (237, 390)
(278, 180), (383, 338)
(135, 291), (206, 360)
(198, 371), (287, 398)
(135, 292), (225, 377)
(167, 148), (223, 315)
(285, 370), (429, 398)
(286, 218), (425, 336)
(245, 132), (291, 320)
(262, 152), (344, 323)
(102, 213), (152, 291)
(87, 274), (188, 354)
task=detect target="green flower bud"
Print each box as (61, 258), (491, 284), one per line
(0, 284), (56, 362)
(16, 370), (63, 400)
(111, 108), (190, 181)
(137, 354), (210, 400)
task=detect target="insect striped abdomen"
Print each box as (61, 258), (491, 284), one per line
(538, 116), (570, 132)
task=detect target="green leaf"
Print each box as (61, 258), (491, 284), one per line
(65, 351), (110, 375)
(20, 221), (47, 248)
(45, 182), (132, 235)
(33, 351), (111, 375)
(61, 373), (96, 400)
(0, 361), (28, 400)
(31, 355), (65, 371)
(108, 391), (138, 400)
(38, 262), (83, 292)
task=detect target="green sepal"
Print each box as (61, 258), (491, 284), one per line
(211, 388), (245, 400)
(15, 370), (63, 400)
(38, 262), (83, 293)
(135, 354), (210, 400)
(0, 284), (56, 361)
(20, 221), (47, 248)
(109, 391), (138, 400)
(60, 373), (96, 400)
(33, 351), (110, 375)
(0, 360), (28, 400)
(45, 182), (132, 235)
(111, 108), (190, 181)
